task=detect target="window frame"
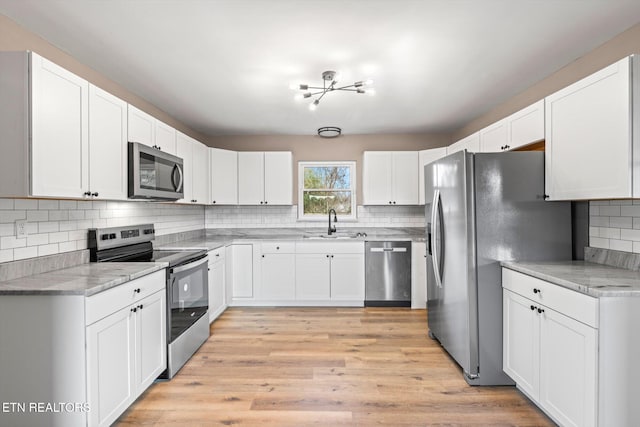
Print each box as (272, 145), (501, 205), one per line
(297, 161), (357, 221)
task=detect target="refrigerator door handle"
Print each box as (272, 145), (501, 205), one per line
(431, 190), (444, 288)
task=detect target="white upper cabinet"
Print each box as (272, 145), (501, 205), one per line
(447, 132), (480, 155)
(192, 140), (210, 204)
(31, 52), (90, 198)
(479, 120), (508, 153)
(127, 105), (177, 156)
(264, 152), (293, 205)
(176, 132), (210, 204)
(363, 151), (419, 205)
(545, 55), (637, 200)
(88, 85), (128, 200)
(210, 148), (238, 205)
(480, 100), (544, 153)
(418, 147), (448, 205)
(238, 151), (292, 205)
(0, 51), (97, 198)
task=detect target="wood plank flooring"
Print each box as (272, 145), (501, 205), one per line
(116, 308), (553, 426)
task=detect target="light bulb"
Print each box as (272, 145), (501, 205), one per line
(309, 100), (319, 111)
(294, 93), (304, 101)
(364, 79), (374, 86)
(365, 88), (376, 96)
(289, 82), (299, 90)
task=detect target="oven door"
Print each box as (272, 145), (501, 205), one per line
(128, 141), (184, 200)
(167, 256), (209, 343)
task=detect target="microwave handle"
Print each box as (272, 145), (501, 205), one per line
(172, 164), (184, 192)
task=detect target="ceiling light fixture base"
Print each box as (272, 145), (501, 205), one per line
(318, 126), (342, 138)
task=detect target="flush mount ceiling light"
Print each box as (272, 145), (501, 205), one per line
(291, 70), (374, 111)
(318, 126), (342, 138)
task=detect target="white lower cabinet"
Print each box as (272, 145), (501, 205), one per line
(502, 268), (599, 427)
(259, 242), (296, 300)
(226, 244), (254, 301)
(86, 271), (166, 427)
(0, 270), (166, 427)
(208, 247), (226, 322)
(411, 242), (427, 309)
(295, 254), (331, 299)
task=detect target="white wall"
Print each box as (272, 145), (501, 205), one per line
(589, 200), (640, 253)
(0, 199), (204, 262)
(205, 205), (425, 229)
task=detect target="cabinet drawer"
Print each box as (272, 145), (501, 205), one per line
(502, 268), (598, 328)
(86, 269), (166, 325)
(208, 246), (225, 263)
(296, 241), (364, 254)
(261, 241), (295, 254)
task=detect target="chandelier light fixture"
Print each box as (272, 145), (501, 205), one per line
(291, 70), (375, 110)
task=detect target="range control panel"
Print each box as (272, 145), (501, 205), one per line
(89, 224), (155, 250)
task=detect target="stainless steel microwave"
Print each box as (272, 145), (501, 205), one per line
(128, 142), (184, 200)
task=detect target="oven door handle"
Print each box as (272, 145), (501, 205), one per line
(170, 256), (208, 274)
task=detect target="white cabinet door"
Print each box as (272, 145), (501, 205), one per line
(31, 52), (89, 198)
(208, 253), (226, 322)
(295, 254), (331, 300)
(86, 306), (135, 427)
(192, 141), (210, 204)
(127, 105), (155, 146)
(210, 148), (238, 205)
(330, 253), (364, 300)
(539, 307), (597, 427)
(418, 147), (447, 204)
(479, 120), (508, 153)
(228, 244), (253, 298)
(502, 289), (540, 399)
(508, 99), (544, 150)
(264, 151), (292, 205)
(392, 151), (419, 204)
(447, 132), (480, 155)
(134, 290), (166, 393)
(363, 151), (392, 205)
(411, 242), (427, 309)
(155, 120), (177, 156)
(88, 84), (127, 200)
(238, 152), (265, 205)
(545, 56), (632, 200)
(175, 132), (194, 203)
(260, 253), (296, 300)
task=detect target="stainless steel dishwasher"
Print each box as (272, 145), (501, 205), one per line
(365, 241), (411, 307)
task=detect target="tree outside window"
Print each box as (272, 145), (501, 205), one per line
(298, 162), (356, 220)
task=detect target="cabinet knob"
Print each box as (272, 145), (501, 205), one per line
(262, 254), (265, 258)
(393, 201), (396, 204)
(131, 307), (137, 313)
(537, 308), (545, 314)
(389, 201), (392, 204)
(265, 201), (268, 204)
(530, 305), (535, 311)
(84, 191), (92, 196)
(506, 145), (510, 149)
(213, 201), (216, 204)
(135, 288), (141, 294)
(543, 194), (550, 200)
(533, 288), (541, 294)
(276, 246), (280, 250)
(260, 201), (264, 204)
(138, 304), (143, 310)
(216, 253), (220, 257)
(331, 255), (334, 258)
(326, 255), (330, 258)
(92, 192), (99, 197)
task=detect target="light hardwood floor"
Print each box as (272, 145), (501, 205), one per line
(116, 308), (553, 426)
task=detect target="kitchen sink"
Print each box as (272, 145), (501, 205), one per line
(303, 232), (366, 240)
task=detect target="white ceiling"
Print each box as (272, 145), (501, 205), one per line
(1, 0), (640, 137)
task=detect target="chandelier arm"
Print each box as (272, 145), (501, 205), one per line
(333, 84), (358, 90)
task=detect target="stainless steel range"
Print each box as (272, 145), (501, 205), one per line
(89, 224), (209, 379)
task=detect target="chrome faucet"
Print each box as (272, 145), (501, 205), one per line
(328, 208), (338, 235)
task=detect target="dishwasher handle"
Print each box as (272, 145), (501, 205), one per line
(369, 247), (408, 253)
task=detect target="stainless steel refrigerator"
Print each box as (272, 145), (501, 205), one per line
(424, 150), (571, 386)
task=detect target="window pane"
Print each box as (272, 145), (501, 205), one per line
(303, 191), (352, 215)
(303, 166), (351, 190)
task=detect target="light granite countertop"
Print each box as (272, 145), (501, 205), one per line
(0, 262), (167, 296)
(157, 227), (425, 251)
(502, 261), (640, 297)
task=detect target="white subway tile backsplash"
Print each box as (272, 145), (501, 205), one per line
(599, 227), (621, 239)
(609, 216), (632, 229)
(620, 205), (640, 217)
(0, 198), (205, 263)
(589, 227), (599, 237)
(590, 237), (610, 249)
(599, 205), (621, 217)
(14, 246), (38, 260)
(610, 239), (633, 252)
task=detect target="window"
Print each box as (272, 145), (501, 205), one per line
(298, 161), (356, 220)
